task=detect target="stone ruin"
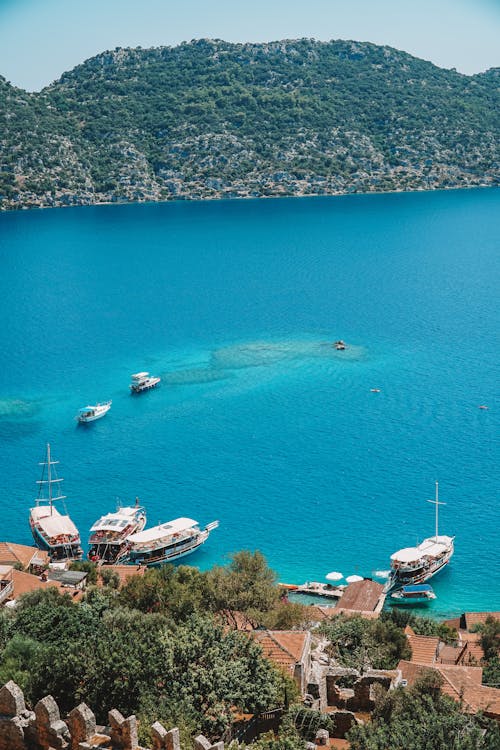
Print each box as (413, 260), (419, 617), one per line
(306, 666), (400, 739)
(0, 681), (223, 750)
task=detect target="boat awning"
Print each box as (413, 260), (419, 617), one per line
(37, 515), (79, 539)
(402, 584), (433, 593)
(131, 372), (149, 379)
(79, 407), (94, 412)
(417, 536), (454, 556)
(90, 513), (134, 531)
(128, 517), (198, 544)
(390, 547), (422, 564)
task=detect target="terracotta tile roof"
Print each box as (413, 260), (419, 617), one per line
(337, 580), (384, 613)
(397, 661), (500, 718)
(438, 644), (464, 664)
(462, 641), (485, 664)
(253, 630), (309, 672)
(304, 605), (335, 622)
(406, 633), (439, 665)
(8, 569), (79, 600)
(0, 542), (48, 569)
(464, 612), (500, 631)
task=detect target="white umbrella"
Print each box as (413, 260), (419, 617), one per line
(325, 571), (343, 581)
(374, 570), (390, 579)
(345, 574), (364, 583)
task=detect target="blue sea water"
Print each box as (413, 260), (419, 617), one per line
(0, 188), (498, 618)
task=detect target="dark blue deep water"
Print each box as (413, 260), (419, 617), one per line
(0, 188), (498, 616)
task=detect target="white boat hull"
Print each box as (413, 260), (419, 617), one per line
(123, 520), (218, 568)
(77, 401), (111, 423)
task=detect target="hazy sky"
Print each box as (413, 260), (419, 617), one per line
(0, 0), (499, 91)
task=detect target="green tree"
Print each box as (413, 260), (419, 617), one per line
(348, 670), (500, 749)
(474, 616), (500, 662)
(319, 614), (410, 671)
(206, 550), (280, 624)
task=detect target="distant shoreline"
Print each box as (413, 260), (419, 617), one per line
(1, 182), (497, 214)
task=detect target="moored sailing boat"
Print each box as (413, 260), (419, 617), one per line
(29, 444), (82, 562)
(384, 482), (454, 593)
(88, 500), (147, 563)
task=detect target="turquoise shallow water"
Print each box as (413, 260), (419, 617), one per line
(0, 188), (498, 618)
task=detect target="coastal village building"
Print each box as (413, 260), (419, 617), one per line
(397, 660), (500, 722)
(0, 565), (85, 607)
(398, 616), (500, 722)
(252, 630), (312, 695)
(0, 542), (48, 573)
(334, 579), (385, 617)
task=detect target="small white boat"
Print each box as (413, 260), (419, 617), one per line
(391, 584), (436, 605)
(122, 517), (219, 567)
(130, 372), (161, 393)
(76, 401), (112, 423)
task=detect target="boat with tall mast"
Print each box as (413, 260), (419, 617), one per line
(29, 444), (82, 562)
(384, 482), (454, 592)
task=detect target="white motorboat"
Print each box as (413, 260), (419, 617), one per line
(390, 584), (436, 605)
(29, 444), (82, 562)
(122, 517), (219, 567)
(76, 400), (112, 423)
(384, 482), (454, 593)
(130, 372), (161, 393)
(88, 500), (147, 563)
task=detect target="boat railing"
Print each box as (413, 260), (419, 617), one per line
(132, 533), (195, 552)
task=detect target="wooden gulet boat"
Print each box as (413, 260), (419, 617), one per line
(88, 500), (147, 564)
(29, 444), (82, 562)
(384, 482), (454, 594)
(120, 517), (219, 567)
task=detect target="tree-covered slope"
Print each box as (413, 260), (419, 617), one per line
(1, 39), (498, 209)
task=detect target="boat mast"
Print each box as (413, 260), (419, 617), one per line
(47, 443), (52, 514)
(427, 481), (445, 541)
(36, 442), (66, 514)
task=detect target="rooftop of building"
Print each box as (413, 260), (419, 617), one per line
(463, 612), (500, 631)
(398, 660), (500, 718)
(404, 626), (440, 665)
(335, 579), (384, 613)
(252, 630), (310, 672)
(0, 542), (48, 570)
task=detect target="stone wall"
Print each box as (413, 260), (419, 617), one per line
(0, 681), (221, 750)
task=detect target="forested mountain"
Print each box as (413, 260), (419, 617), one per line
(0, 38), (498, 209)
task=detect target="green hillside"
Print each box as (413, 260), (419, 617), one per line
(0, 39), (498, 209)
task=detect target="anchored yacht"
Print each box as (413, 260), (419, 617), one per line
(385, 483), (454, 593)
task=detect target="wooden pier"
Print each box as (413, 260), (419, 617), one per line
(281, 582), (344, 600)
(281, 578), (387, 613)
